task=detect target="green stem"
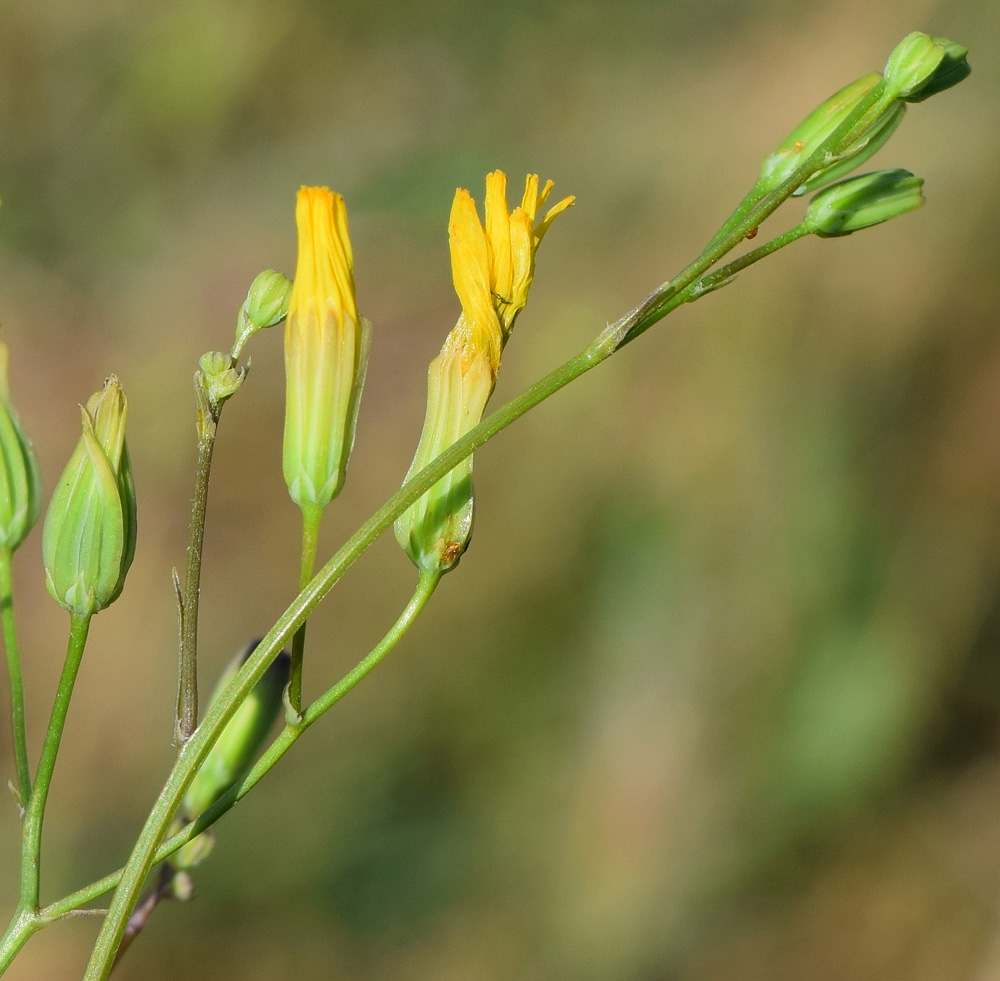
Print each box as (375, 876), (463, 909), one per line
(0, 548), (31, 803)
(19, 613), (92, 914)
(44, 569), (441, 922)
(288, 506), (322, 719)
(176, 427), (216, 746)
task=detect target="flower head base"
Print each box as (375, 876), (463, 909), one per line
(283, 187), (370, 518)
(0, 342), (42, 552)
(43, 377), (136, 617)
(395, 173), (572, 574)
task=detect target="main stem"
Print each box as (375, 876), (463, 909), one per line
(0, 548), (30, 802)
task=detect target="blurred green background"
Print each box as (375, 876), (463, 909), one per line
(0, 0), (998, 978)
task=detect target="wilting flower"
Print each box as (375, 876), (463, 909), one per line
(42, 377), (136, 617)
(283, 187), (370, 519)
(395, 172), (573, 574)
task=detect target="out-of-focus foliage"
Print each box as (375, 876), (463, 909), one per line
(0, 0), (998, 978)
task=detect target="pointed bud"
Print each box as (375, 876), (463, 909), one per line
(804, 169), (924, 237)
(395, 173), (572, 574)
(759, 73), (887, 193)
(884, 32), (969, 102)
(171, 641), (290, 870)
(0, 343), (42, 552)
(283, 187), (370, 519)
(42, 378), (136, 617)
(232, 269), (292, 356)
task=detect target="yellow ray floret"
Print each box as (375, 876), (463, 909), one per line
(449, 171), (574, 358)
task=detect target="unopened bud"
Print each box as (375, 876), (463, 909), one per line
(884, 32), (969, 102)
(42, 377), (136, 617)
(171, 641), (290, 870)
(896, 36), (970, 103)
(0, 343), (42, 552)
(283, 188), (370, 517)
(232, 269), (292, 356)
(198, 351), (245, 406)
(804, 169), (924, 238)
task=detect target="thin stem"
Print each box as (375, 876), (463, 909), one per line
(44, 569), (441, 921)
(288, 506), (322, 719)
(176, 428), (216, 746)
(19, 613), (92, 913)
(0, 548), (31, 802)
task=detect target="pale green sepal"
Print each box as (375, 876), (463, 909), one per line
(233, 269), (292, 357)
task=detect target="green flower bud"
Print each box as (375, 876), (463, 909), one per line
(42, 377), (136, 617)
(897, 36), (970, 103)
(0, 342), (42, 552)
(171, 641), (290, 870)
(804, 169), (924, 238)
(759, 73), (885, 193)
(244, 269), (292, 330)
(884, 32), (969, 103)
(232, 269), (292, 356)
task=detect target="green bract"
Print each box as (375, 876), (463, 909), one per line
(42, 377), (136, 617)
(0, 342), (42, 552)
(804, 169), (925, 238)
(171, 641), (290, 870)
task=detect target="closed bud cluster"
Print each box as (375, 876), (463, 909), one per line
(198, 351), (245, 406)
(42, 378), (136, 618)
(804, 169), (924, 237)
(0, 342), (42, 552)
(283, 187), (371, 519)
(395, 172), (573, 574)
(171, 641), (290, 871)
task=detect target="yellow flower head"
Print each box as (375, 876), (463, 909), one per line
(395, 171), (573, 574)
(448, 171), (574, 373)
(283, 187), (370, 516)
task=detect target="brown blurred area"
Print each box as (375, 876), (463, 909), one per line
(0, 0), (998, 977)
